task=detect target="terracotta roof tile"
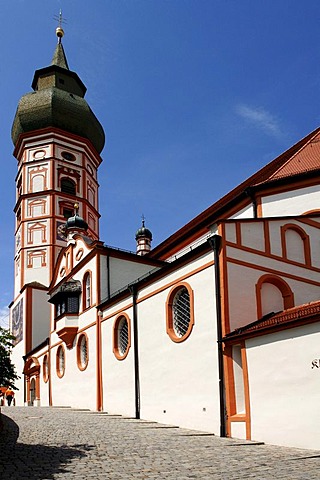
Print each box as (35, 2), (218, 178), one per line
(259, 131), (320, 183)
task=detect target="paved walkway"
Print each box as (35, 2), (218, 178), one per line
(0, 407), (319, 479)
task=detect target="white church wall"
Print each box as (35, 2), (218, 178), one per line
(246, 322), (320, 449)
(227, 256), (320, 332)
(50, 324), (97, 410)
(137, 254), (221, 433)
(24, 247), (50, 286)
(230, 204), (254, 220)
(230, 422), (247, 440)
(34, 346), (49, 407)
(261, 184), (320, 217)
(32, 289), (50, 348)
(101, 300), (136, 417)
(109, 257), (159, 297)
(239, 221), (265, 252)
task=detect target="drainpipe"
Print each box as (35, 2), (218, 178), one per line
(244, 187), (257, 219)
(129, 284), (140, 419)
(208, 234), (226, 437)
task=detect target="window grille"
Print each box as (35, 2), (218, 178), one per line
(67, 296), (79, 313)
(43, 355), (49, 382)
(57, 346), (65, 377)
(118, 317), (129, 356)
(172, 287), (191, 337)
(79, 335), (88, 368)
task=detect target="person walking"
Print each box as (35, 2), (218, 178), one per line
(5, 388), (14, 406)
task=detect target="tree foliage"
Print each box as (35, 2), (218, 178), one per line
(0, 327), (19, 389)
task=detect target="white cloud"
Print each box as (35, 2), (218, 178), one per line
(236, 104), (283, 138)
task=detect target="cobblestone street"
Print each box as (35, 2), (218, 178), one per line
(0, 406), (319, 479)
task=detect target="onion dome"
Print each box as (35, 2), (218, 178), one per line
(135, 219), (153, 241)
(135, 218), (152, 256)
(65, 203), (88, 232)
(11, 28), (105, 153)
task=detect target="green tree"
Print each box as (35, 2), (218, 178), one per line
(0, 327), (19, 389)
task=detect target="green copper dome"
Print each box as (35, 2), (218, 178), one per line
(11, 41), (105, 153)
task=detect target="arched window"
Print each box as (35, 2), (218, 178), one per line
(113, 314), (131, 360)
(56, 345), (65, 378)
(281, 224), (311, 266)
(77, 334), (89, 371)
(61, 178), (76, 195)
(43, 354), (49, 383)
(166, 283), (194, 342)
(83, 272), (91, 310)
(256, 275), (294, 319)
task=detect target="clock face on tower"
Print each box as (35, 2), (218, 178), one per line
(56, 222), (67, 241)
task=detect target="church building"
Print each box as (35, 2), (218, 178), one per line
(9, 26), (320, 450)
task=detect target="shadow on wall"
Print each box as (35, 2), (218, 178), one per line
(0, 414), (93, 479)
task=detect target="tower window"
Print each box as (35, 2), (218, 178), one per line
(63, 208), (73, 219)
(83, 272), (91, 310)
(59, 78), (65, 85)
(61, 151), (76, 162)
(61, 178), (76, 195)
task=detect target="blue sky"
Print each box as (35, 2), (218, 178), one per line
(1, 0), (320, 326)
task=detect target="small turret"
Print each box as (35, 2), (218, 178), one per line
(135, 217), (152, 256)
(65, 203), (88, 242)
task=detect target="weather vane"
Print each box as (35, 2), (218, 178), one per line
(54, 9), (67, 43)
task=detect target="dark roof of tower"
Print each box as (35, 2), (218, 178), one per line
(135, 220), (153, 240)
(11, 36), (105, 153)
(51, 42), (69, 69)
(65, 212), (88, 232)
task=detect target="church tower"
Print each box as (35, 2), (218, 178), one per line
(10, 25), (105, 395)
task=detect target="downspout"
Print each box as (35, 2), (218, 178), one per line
(129, 284), (140, 419)
(208, 234), (226, 437)
(244, 187), (257, 219)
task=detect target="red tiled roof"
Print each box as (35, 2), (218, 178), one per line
(256, 131), (320, 184)
(224, 300), (320, 341)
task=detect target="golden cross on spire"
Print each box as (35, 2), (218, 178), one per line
(54, 9), (67, 43)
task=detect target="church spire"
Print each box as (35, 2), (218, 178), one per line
(11, 14), (105, 153)
(51, 10), (69, 69)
